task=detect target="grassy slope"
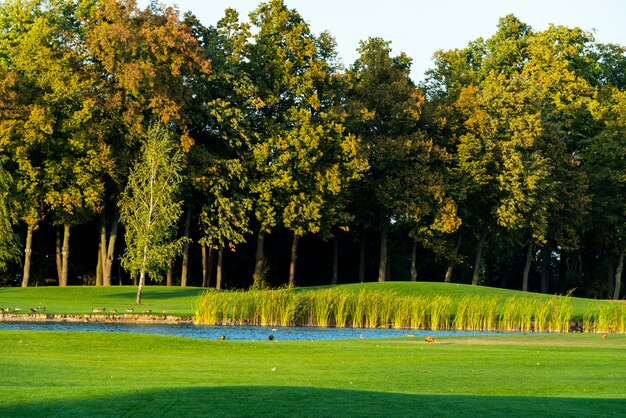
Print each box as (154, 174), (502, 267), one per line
(310, 282), (601, 319)
(0, 282), (613, 318)
(0, 331), (625, 417)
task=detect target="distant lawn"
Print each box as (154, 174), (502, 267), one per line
(0, 331), (625, 417)
(311, 282), (599, 317)
(0, 282), (618, 320)
(0, 286), (204, 316)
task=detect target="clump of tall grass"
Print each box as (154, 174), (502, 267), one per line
(334, 289), (353, 328)
(194, 286), (621, 333)
(429, 295), (453, 330)
(500, 297), (533, 332)
(584, 301), (626, 333)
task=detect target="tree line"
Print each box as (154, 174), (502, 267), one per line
(0, 0), (624, 299)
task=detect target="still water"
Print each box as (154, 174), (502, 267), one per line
(0, 321), (516, 341)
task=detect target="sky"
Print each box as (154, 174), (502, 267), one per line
(140, 0), (626, 83)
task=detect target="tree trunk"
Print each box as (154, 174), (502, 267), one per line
(60, 224), (70, 286)
(522, 239), (533, 292)
(540, 245), (550, 294)
(607, 251), (615, 299)
(97, 213), (107, 286)
(56, 227), (62, 283)
(216, 244), (224, 290)
(444, 233), (462, 283)
(614, 243), (625, 300)
(288, 234), (300, 287)
(136, 271), (145, 304)
(96, 241), (103, 286)
(21, 225), (33, 287)
(102, 214), (118, 287)
(471, 227), (488, 286)
(359, 229), (366, 283)
(137, 244), (148, 304)
(207, 244), (215, 287)
(332, 236), (338, 285)
(410, 240), (417, 282)
(166, 258), (173, 286)
(201, 243), (208, 287)
(180, 207), (191, 287)
(253, 230), (265, 283)
(378, 225), (388, 282)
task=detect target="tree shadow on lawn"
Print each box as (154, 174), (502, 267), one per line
(101, 288), (205, 301)
(2, 386), (625, 417)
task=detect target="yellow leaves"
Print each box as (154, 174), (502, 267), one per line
(25, 105), (54, 137)
(179, 131), (194, 152)
(431, 197), (461, 234)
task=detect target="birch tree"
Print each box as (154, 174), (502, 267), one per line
(119, 123), (185, 304)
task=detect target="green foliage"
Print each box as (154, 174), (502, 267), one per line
(0, 157), (20, 270)
(118, 123), (185, 283)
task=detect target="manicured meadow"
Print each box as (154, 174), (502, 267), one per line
(3, 283), (625, 333)
(1, 331), (625, 417)
(0, 286), (203, 316)
(194, 283), (626, 333)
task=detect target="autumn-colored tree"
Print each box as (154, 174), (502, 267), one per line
(77, 0), (211, 285)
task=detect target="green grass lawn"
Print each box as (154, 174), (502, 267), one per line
(0, 282), (610, 319)
(313, 282), (600, 317)
(0, 286), (204, 316)
(0, 331), (625, 417)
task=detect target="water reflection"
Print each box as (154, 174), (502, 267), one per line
(0, 322), (518, 341)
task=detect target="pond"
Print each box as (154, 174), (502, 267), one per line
(0, 322), (518, 341)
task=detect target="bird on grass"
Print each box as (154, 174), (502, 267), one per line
(602, 332), (608, 339)
(425, 336), (437, 344)
(125, 308), (134, 313)
(219, 334), (226, 340)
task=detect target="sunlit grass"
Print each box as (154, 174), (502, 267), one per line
(193, 284), (624, 333)
(1, 331), (625, 417)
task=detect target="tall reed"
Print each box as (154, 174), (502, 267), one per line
(194, 287), (621, 334)
(334, 289), (353, 328)
(429, 295), (453, 330)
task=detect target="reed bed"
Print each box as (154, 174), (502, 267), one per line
(193, 287), (623, 333)
(583, 301), (626, 333)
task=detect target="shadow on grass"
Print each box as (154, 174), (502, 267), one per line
(2, 386), (625, 417)
(101, 287), (206, 301)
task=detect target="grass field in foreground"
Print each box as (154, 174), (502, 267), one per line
(0, 331), (625, 417)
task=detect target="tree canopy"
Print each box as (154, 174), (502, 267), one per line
(0, 1), (624, 299)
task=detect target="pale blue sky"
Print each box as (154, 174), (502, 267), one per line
(141, 0), (625, 82)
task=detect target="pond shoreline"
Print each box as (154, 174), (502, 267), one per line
(0, 312), (586, 332)
(0, 313), (193, 324)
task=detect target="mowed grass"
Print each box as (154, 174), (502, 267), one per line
(0, 286), (204, 316)
(0, 331), (625, 417)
